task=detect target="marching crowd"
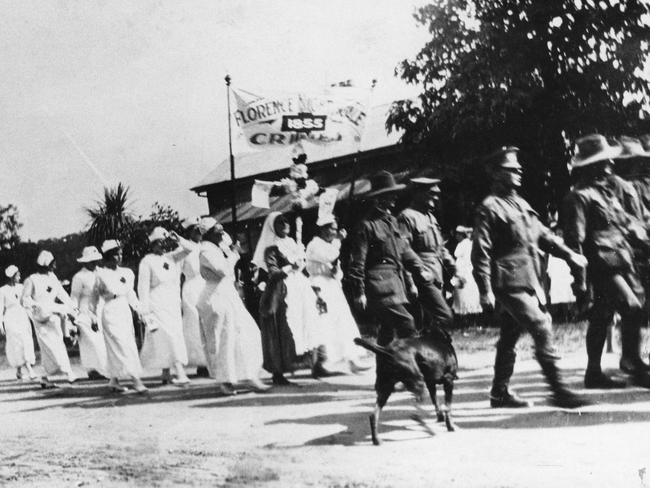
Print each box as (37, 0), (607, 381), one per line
(2, 132), (650, 410)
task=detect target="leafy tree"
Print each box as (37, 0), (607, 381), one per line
(0, 204), (22, 250)
(127, 202), (186, 260)
(86, 183), (135, 250)
(388, 0), (650, 222)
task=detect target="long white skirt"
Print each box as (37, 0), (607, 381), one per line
(77, 315), (108, 374)
(33, 315), (72, 376)
(140, 283), (188, 369)
(452, 274), (482, 315)
(197, 280), (263, 384)
(284, 271), (319, 355)
(4, 306), (35, 367)
(102, 297), (142, 378)
(311, 275), (362, 365)
(182, 277), (207, 367)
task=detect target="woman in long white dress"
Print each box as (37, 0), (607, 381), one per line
(252, 212), (320, 386)
(180, 224), (208, 375)
(70, 246), (108, 380)
(0, 265), (36, 381)
(21, 250), (77, 388)
(94, 240), (148, 393)
(196, 218), (267, 395)
(138, 227), (193, 385)
(305, 215), (367, 374)
(451, 227), (483, 322)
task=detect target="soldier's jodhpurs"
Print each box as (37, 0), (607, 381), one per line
(374, 303), (417, 391)
(491, 290), (563, 395)
(375, 303), (417, 346)
(413, 281), (454, 331)
(587, 270), (646, 371)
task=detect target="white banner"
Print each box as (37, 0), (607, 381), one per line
(233, 85), (370, 149)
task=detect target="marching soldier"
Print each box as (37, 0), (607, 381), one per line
(564, 134), (650, 388)
(472, 146), (589, 408)
(347, 171), (433, 347)
(398, 177), (455, 330)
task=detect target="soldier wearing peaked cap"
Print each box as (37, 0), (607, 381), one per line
(397, 176), (455, 331)
(563, 134), (650, 389)
(472, 146), (590, 408)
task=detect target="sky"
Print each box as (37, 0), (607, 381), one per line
(0, 0), (429, 241)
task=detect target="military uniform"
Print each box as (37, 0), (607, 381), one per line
(472, 192), (578, 399)
(563, 178), (647, 374)
(398, 207), (454, 329)
(348, 207), (431, 346)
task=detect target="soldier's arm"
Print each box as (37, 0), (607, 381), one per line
(561, 192), (587, 255)
(401, 242), (431, 285)
(347, 223), (369, 297)
(397, 212), (418, 291)
(538, 223), (576, 262)
(471, 206), (493, 297)
(561, 191), (589, 291)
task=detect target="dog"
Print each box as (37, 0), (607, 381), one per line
(354, 326), (458, 445)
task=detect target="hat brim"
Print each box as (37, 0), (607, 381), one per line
(363, 184), (406, 199)
(77, 256), (102, 263)
(572, 146), (622, 168)
(615, 151), (650, 160)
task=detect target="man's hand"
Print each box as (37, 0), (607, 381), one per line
(567, 251), (588, 270)
(354, 294), (367, 310)
(480, 291), (495, 312)
(338, 228), (348, 240)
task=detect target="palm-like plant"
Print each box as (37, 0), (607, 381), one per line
(86, 183), (134, 248)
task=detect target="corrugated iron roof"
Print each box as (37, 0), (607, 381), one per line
(191, 103), (402, 191)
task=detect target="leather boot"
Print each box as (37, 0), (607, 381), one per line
(584, 369), (626, 389)
(490, 347), (516, 400)
(490, 389), (530, 408)
(620, 311), (650, 373)
(550, 387), (591, 408)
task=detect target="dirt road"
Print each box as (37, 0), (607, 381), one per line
(2, 351), (650, 487)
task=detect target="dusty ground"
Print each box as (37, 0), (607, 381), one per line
(2, 327), (650, 488)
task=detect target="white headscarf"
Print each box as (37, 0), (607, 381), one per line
(252, 212), (304, 272)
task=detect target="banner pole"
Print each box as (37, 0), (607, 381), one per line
(225, 74), (237, 229)
(346, 79), (376, 221)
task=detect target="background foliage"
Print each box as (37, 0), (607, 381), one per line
(388, 0), (650, 223)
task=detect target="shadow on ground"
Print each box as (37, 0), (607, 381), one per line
(265, 367), (650, 446)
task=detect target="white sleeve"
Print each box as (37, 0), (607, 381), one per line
(137, 259), (151, 313)
(70, 275), (83, 308)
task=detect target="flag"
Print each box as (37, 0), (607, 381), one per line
(251, 180), (275, 209)
(318, 188), (339, 221)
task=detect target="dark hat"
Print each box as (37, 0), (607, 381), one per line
(571, 134), (622, 168)
(364, 170), (406, 198)
(486, 146), (522, 172)
(410, 177), (442, 191)
(615, 136), (650, 160)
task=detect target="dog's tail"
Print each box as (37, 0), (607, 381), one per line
(353, 337), (393, 358)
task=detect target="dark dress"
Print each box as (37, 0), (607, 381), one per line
(258, 245), (297, 374)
